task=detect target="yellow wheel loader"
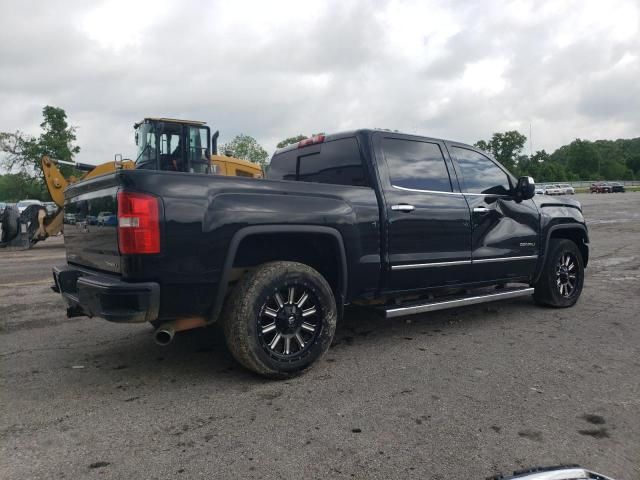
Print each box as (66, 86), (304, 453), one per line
(0, 118), (262, 250)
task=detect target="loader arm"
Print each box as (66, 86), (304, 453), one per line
(41, 156), (136, 208)
(41, 156), (69, 208)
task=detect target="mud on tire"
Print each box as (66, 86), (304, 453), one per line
(221, 261), (337, 378)
(533, 238), (584, 308)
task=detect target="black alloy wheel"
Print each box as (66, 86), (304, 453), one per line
(257, 284), (322, 360)
(222, 261), (337, 378)
(533, 238), (584, 308)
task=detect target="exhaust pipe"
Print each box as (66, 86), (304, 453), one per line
(154, 327), (175, 346)
(153, 316), (207, 346)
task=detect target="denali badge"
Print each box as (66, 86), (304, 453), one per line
(519, 242), (535, 247)
(105, 261), (119, 269)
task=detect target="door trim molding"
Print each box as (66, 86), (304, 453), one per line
(472, 254), (538, 264)
(391, 259), (471, 270)
(391, 255), (538, 270)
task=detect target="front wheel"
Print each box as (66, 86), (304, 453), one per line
(533, 239), (584, 307)
(222, 261), (337, 378)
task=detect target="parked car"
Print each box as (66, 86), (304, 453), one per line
(97, 211), (114, 226)
(534, 185), (545, 195)
(544, 184), (563, 195)
(590, 182), (611, 193)
(16, 199), (43, 214)
(558, 183), (575, 195)
(609, 182), (625, 193)
(43, 202), (58, 216)
(86, 215), (98, 225)
(53, 129), (589, 378)
(63, 213), (76, 225)
(0, 202), (6, 215)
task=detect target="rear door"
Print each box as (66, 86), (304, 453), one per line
(448, 145), (539, 282)
(374, 133), (472, 292)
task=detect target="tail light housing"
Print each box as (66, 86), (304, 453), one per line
(117, 191), (160, 254)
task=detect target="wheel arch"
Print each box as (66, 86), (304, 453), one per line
(210, 225), (348, 323)
(533, 224), (589, 283)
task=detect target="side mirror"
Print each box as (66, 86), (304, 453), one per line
(515, 176), (535, 201)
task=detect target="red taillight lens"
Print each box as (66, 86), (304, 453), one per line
(117, 191), (160, 254)
(297, 135), (325, 148)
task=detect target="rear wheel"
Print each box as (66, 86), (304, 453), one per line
(533, 239), (584, 307)
(222, 261), (337, 378)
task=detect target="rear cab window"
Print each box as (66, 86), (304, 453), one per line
(268, 137), (370, 188)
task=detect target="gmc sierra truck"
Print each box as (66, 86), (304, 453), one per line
(53, 129), (589, 378)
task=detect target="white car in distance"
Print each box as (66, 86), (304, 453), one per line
(544, 184), (563, 195)
(558, 183), (575, 195)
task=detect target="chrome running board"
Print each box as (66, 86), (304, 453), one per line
(384, 287), (534, 319)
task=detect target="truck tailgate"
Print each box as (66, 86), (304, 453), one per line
(64, 176), (121, 274)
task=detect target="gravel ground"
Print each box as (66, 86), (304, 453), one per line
(1, 193), (638, 480)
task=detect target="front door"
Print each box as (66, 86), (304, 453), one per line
(449, 145), (540, 282)
(375, 134), (472, 292)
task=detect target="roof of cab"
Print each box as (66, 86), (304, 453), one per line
(135, 118), (208, 127)
(272, 128), (474, 156)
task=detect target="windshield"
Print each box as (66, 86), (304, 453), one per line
(135, 123), (156, 167)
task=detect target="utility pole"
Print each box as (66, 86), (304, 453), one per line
(529, 122), (533, 158)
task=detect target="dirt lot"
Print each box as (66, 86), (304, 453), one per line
(1, 193), (639, 480)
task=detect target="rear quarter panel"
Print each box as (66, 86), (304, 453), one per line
(116, 170), (381, 316)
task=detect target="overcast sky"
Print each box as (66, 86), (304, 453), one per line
(1, 0), (639, 166)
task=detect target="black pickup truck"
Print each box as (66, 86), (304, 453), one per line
(53, 129), (588, 377)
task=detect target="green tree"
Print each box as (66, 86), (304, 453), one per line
(0, 173), (48, 201)
(1, 106), (80, 179)
(474, 130), (527, 171)
(536, 162), (568, 182)
(221, 134), (269, 166)
(550, 139), (601, 179)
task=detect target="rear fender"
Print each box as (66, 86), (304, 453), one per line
(209, 225), (348, 324)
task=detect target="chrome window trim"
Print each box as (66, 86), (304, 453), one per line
(391, 255), (538, 270)
(391, 184), (510, 198)
(391, 185), (460, 195)
(463, 192), (511, 197)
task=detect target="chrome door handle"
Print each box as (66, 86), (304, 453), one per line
(391, 204), (415, 212)
(473, 206), (490, 214)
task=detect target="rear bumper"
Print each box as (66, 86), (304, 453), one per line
(52, 264), (160, 323)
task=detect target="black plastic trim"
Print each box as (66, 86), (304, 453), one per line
(209, 225), (348, 324)
(53, 264), (159, 323)
(533, 224), (589, 283)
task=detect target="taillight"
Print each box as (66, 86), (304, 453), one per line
(298, 135), (325, 148)
(117, 191), (160, 254)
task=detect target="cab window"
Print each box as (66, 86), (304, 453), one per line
(268, 137), (370, 187)
(452, 147), (511, 195)
(187, 126), (210, 174)
(382, 138), (452, 192)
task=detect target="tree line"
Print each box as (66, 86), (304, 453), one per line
(2, 106), (639, 202)
(474, 131), (640, 182)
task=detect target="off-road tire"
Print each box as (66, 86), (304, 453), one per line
(221, 261), (337, 378)
(533, 238), (584, 308)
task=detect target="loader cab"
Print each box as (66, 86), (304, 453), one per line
(134, 118), (211, 174)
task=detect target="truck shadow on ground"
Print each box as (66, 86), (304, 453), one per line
(74, 297), (538, 386)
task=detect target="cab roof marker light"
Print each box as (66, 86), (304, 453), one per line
(298, 135), (325, 148)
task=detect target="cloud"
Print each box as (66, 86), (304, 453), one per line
(0, 0), (638, 166)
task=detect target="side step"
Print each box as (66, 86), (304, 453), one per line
(384, 287), (534, 319)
